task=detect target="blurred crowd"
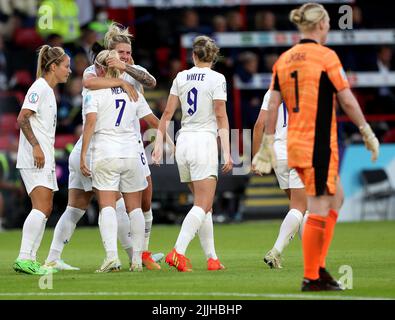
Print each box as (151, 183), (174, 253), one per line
(1, 0), (395, 229)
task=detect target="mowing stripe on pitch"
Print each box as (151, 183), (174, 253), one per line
(0, 292), (393, 300)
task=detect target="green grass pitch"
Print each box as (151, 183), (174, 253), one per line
(0, 220), (394, 300)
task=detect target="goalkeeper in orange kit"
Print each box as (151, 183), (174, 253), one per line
(253, 3), (379, 291)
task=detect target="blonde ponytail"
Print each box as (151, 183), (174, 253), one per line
(94, 49), (121, 79)
(36, 45), (66, 78)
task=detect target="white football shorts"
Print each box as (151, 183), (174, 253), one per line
(92, 157), (148, 193)
(20, 168), (59, 195)
(175, 132), (218, 183)
(68, 147), (93, 192)
(274, 159), (304, 190)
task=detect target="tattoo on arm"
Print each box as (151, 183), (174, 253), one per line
(19, 113), (39, 147)
(125, 64), (156, 88)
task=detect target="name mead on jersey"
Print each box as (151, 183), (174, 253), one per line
(111, 87), (127, 95)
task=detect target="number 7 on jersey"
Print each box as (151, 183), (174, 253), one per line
(115, 99), (126, 126)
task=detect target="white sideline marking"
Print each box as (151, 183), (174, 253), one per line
(0, 291), (393, 300)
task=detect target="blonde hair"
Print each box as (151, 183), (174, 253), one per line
(103, 22), (133, 50)
(94, 49), (121, 79)
(36, 45), (66, 78)
(289, 3), (329, 32)
(192, 35), (220, 64)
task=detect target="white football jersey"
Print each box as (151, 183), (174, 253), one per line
(17, 78), (57, 169)
(261, 90), (288, 161)
(84, 88), (149, 162)
(170, 66), (227, 135)
(75, 64), (152, 154)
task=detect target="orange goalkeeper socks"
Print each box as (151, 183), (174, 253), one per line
(320, 209), (338, 269)
(302, 214), (326, 280)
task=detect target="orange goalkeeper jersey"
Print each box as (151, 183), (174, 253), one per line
(270, 38), (349, 170)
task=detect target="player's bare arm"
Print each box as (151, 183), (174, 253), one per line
(80, 112), (97, 177)
(124, 64), (156, 89)
(83, 73), (138, 102)
(253, 109), (267, 157)
(17, 109), (45, 168)
(265, 90), (282, 135)
(106, 57), (156, 88)
(337, 88), (379, 161)
(214, 100), (233, 173)
(152, 94), (179, 164)
(143, 113), (175, 154)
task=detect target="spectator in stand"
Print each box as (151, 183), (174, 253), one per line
(178, 9), (211, 35)
(254, 10), (277, 31)
(364, 45), (395, 138)
(71, 52), (90, 77)
(352, 6), (365, 29)
(58, 76), (83, 133)
(212, 15), (227, 33)
(263, 52), (279, 73)
(74, 25), (99, 63)
(0, 34), (8, 90)
(226, 10), (243, 32)
(375, 46), (395, 97)
(46, 33), (64, 48)
(236, 51), (262, 129)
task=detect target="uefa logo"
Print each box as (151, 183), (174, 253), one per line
(28, 92), (39, 104)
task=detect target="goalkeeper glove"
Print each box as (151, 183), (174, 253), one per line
(359, 123), (379, 162)
(252, 134), (277, 174)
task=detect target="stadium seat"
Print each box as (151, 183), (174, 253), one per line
(360, 169), (395, 220)
(0, 135), (11, 150)
(55, 134), (77, 149)
(11, 70), (33, 88)
(0, 113), (18, 135)
(383, 128), (395, 143)
(13, 28), (44, 49)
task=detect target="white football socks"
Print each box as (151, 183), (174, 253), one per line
(273, 208), (304, 254)
(129, 208), (145, 265)
(198, 211), (218, 260)
(46, 206), (85, 263)
(31, 216), (47, 261)
(143, 208), (153, 252)
(115, 198), (133, 262)
(99, 207), (118, 260)
(175, 206), (206, 255)
(18, 209), (46, 260)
